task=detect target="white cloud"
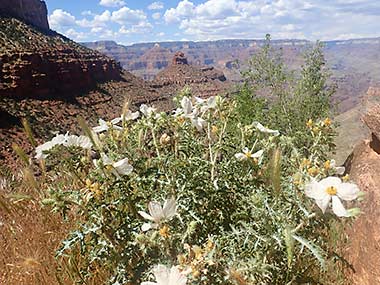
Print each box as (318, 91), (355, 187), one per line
(49, 9), (76, 30)
(163, 0), (380, 41)
(111, 6), (147, 25)
(164, 0), (195, 23)
(148, 1), (164, 10)
(152, 12), (161, 20)
(157, 32), (165, 37)
(119, 21), (153, 35)
(99, 0), (125, 8)
(65, 28), (87, 41)
(77, 10), (111, 28)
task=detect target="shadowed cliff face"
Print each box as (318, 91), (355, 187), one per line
(0, 0), (49, 30)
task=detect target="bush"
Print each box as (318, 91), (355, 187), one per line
(36, 92), (359, 284)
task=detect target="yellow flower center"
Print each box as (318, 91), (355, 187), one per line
(306, 119), (313, 128)
(326, 186), (338, 196)
(307, 167), (319, 176)
(159, 225), (170, 238)
(211, 125), (218, 134)
(324, 160), (331, 170)
(245, 151), (252, 158)
(324, 117), (332, 127)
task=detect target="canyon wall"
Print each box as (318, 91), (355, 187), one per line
(0, 0), (49, 30)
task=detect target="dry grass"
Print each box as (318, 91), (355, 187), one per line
(0, 170), (70, 284)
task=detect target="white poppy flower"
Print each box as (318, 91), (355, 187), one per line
(140, 104), (157, 117)
(181, 96), (194, 117)
(200, 96), (218, 113)
(122, 110), (140, 121)
(35, 133), (68, 160)
(235, 147), (264, 161)
(252, 121), (280, 136)
(138, 197), (176, 231)
(305, 177), (359, 217)
(101, 154), (133, 177)
(64, 135), (93, 149)
(191, 117), (207, 132)
(92, 118), (123, 133)
(141, 264), (187, 285)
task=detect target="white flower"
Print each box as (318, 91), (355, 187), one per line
(141, 264), (187, 285)
(35, 133), (67, 160)
(101, 154), (133, 177)
(138, 197), (176, 231)
(64, 135), (93, 149)
(235, 147), (264, 161)
(191, 117), (207, 132)
(305, 176), (359, 217)
(198, 96), (218, 113)
(329, 159), (345, 175)
(252, 121), (280, 136)
(92, 118), (123, 133)
(122, 110), (140, 121)
(140, 104), (157, 117)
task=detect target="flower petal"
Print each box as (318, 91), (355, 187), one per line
(319, 177), (342, 189)
(305, 179), (329, 200)
(331, 196), (348, 217)
(141, 223), (152, 232)
(181, 97), (193, 115)
(163, 197), (177, 219)
(141, 282), (157, 285)
(251, 149), (264, 158)
(153, 264), (170, 284)
(114, 158), (133, 176)
(315, 195), (331, 213)
(138, 211), (155, 221)
(337, 183), (360, 201)
(148, 201), (165, 222)
(169, 266), (187, 285)
(234, 153), (246, 161)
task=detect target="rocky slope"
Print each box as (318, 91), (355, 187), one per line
(0, 18), (122, 99)
(0, 10), (166, 168)
(151, 51), (230, 99)
(82, 38), (380, 112)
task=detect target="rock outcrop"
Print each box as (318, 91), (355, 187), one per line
(151, 52), (229, 99)
(0, 18), (122, 99)
(0, 0), (49, 30)
(344, 86), (380, 284)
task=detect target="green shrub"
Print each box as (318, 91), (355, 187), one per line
(36, 93), (359, 284)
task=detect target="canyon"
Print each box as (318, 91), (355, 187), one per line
(83, 38), (380, 113)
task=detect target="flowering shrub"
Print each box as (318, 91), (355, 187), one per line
(38, 95), (360, 284)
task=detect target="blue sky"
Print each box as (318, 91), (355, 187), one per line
(46, 0), (380, 45)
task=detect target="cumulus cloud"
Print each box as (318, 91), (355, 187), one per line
(99, 0), (125, 8)
(148, 1), (164, 10)
(119, 21), (153, 35)
(163, 0), (380, 40)
(49, 9), (76, 30)
(111, 6), (147, 25)
(152, 12), (161, 20)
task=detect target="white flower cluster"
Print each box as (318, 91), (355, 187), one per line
(174, 96), (219, 131)
(35, 133), (92, 160)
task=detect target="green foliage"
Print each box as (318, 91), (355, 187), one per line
(34, 37), (355, 284)
(36, 92), (351, 284)
(237, 35), (335, 154)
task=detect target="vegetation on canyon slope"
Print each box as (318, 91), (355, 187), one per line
(1, 38), (361, 284)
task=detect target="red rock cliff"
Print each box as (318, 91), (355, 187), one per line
(0, 0), (49, 30)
